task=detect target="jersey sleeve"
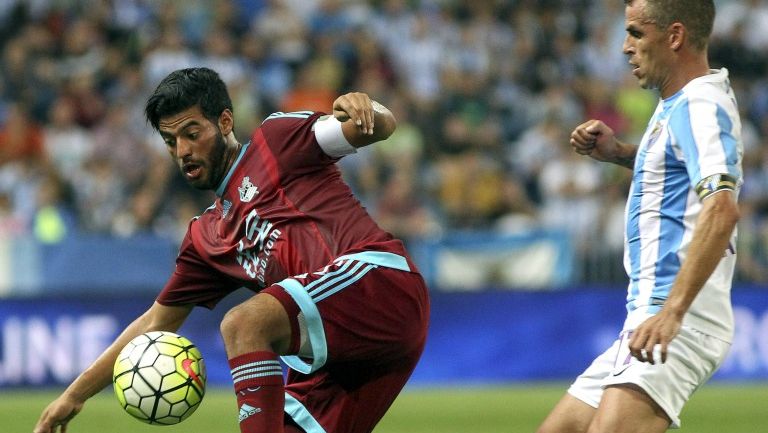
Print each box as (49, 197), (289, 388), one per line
(258, 111), (354, 175)
(156, 230), (242, 310)
(669, 93), (742, 190)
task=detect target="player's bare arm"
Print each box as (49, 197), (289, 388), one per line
(570, 119), (637, 169)
(33, 302), (192, 433)
(629, 190), (739, 364)
(332, 92), (396, 147)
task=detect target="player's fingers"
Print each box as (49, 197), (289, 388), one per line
(351, 94), (373, 134)
(628, 330), (648, 362)
(572, 126), (599, 144)
(584, 121), (600, 134)
(333, 95), (353, 122)
(333, 108), (351, 122)
(343, 95), (365, 130)
(363, 98), (374, 135)
(644, 339), (657, 365)
(660, 341), (669, 364)
(334, 92), (375, 134)
(570, 137), (594, 154)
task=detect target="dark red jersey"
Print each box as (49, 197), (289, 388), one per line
(157, 112), (412, 308)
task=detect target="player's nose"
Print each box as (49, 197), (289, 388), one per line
(175, 138), (193, 159)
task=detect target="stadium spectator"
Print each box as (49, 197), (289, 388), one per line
(0, 190), (23, 237)
(251, 0), (310, 69)
(0, 0), (765, 285)
(42, 96), (93, 183)
(0, 102), (44, 166)
(537, 131), (602, 253)
(32, 172), (76, 244)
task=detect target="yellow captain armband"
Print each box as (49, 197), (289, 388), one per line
(695, 174), (737, 200)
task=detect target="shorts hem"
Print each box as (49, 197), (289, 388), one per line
(566, 387), (599, 409)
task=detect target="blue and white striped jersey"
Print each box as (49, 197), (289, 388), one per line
(622, 68), (743, 342)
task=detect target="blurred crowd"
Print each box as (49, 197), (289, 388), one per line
(0, 0), (767, 283)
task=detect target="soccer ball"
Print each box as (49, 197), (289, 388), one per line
(113, 331), (206, 425)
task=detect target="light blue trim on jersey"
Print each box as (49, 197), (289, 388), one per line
(670, 99), (701, 185)
(276, 278), (327, 374)
(284, 393), (327, 433)
(626, 121), (654, 311)
(654, 147), (687, 294)
(334, 251), (411, 271)
(716, 105), (741, 179)
(215, 141), (251, 197)
(262, 111), (315, 123)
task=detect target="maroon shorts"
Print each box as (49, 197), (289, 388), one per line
(263, 260), (430, 433)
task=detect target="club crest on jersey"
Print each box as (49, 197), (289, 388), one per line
(238, 177), (258, 202)
(646, 121), (663, 149)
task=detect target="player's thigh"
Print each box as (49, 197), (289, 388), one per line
(538, 339), (620, 433)
(536, 393), (595, 433)
(588, 384), (670, 433)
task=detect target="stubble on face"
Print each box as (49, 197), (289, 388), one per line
(624, 2), (666, 92)
(199, 129), (228, 190)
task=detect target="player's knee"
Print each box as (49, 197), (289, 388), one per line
(219, 304), (247, 341)
(219, 295), (291, 354)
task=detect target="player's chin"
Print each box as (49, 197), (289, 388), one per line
(185, 176), (214, 191)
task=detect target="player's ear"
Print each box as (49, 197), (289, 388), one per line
(218, 109), (234, 135)
(668, 22), (684, 51)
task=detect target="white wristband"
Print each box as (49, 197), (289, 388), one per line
(313, 116), (356, 158)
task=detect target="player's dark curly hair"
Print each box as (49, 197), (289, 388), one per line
(145, 67), (233, 131)
(624, 0), (715, 51)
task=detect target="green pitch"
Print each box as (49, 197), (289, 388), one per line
(3, 383), (766, 432)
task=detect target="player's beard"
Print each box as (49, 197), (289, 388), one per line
(187, 129), (228, 191)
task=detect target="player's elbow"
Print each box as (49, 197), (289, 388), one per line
(717, 194), (740, 228)
(705, 191), (740, 233)
(376, 110), (397, 141)
(348, 111), (396, 148)
(726, 201), (740, 227)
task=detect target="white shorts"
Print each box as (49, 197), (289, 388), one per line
(567, 326), (730, 428)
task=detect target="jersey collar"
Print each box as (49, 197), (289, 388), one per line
(215, 141), (250, 197)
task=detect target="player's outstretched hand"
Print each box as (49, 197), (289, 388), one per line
(569, 119), (619, 162)
(333, 92), (376, 136)
(33, 393), (84, 433)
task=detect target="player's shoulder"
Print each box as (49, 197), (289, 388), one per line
(261, 110), (317, 125)
(681, 73), (736, 108)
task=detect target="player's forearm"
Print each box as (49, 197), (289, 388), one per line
(64, 302), (191, 402)
(610, 139), (638, 169)
(63, 311), (158, 401)
(663, 192), (739, 318)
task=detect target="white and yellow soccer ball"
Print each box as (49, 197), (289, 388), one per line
(113, 331), (206, 425)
